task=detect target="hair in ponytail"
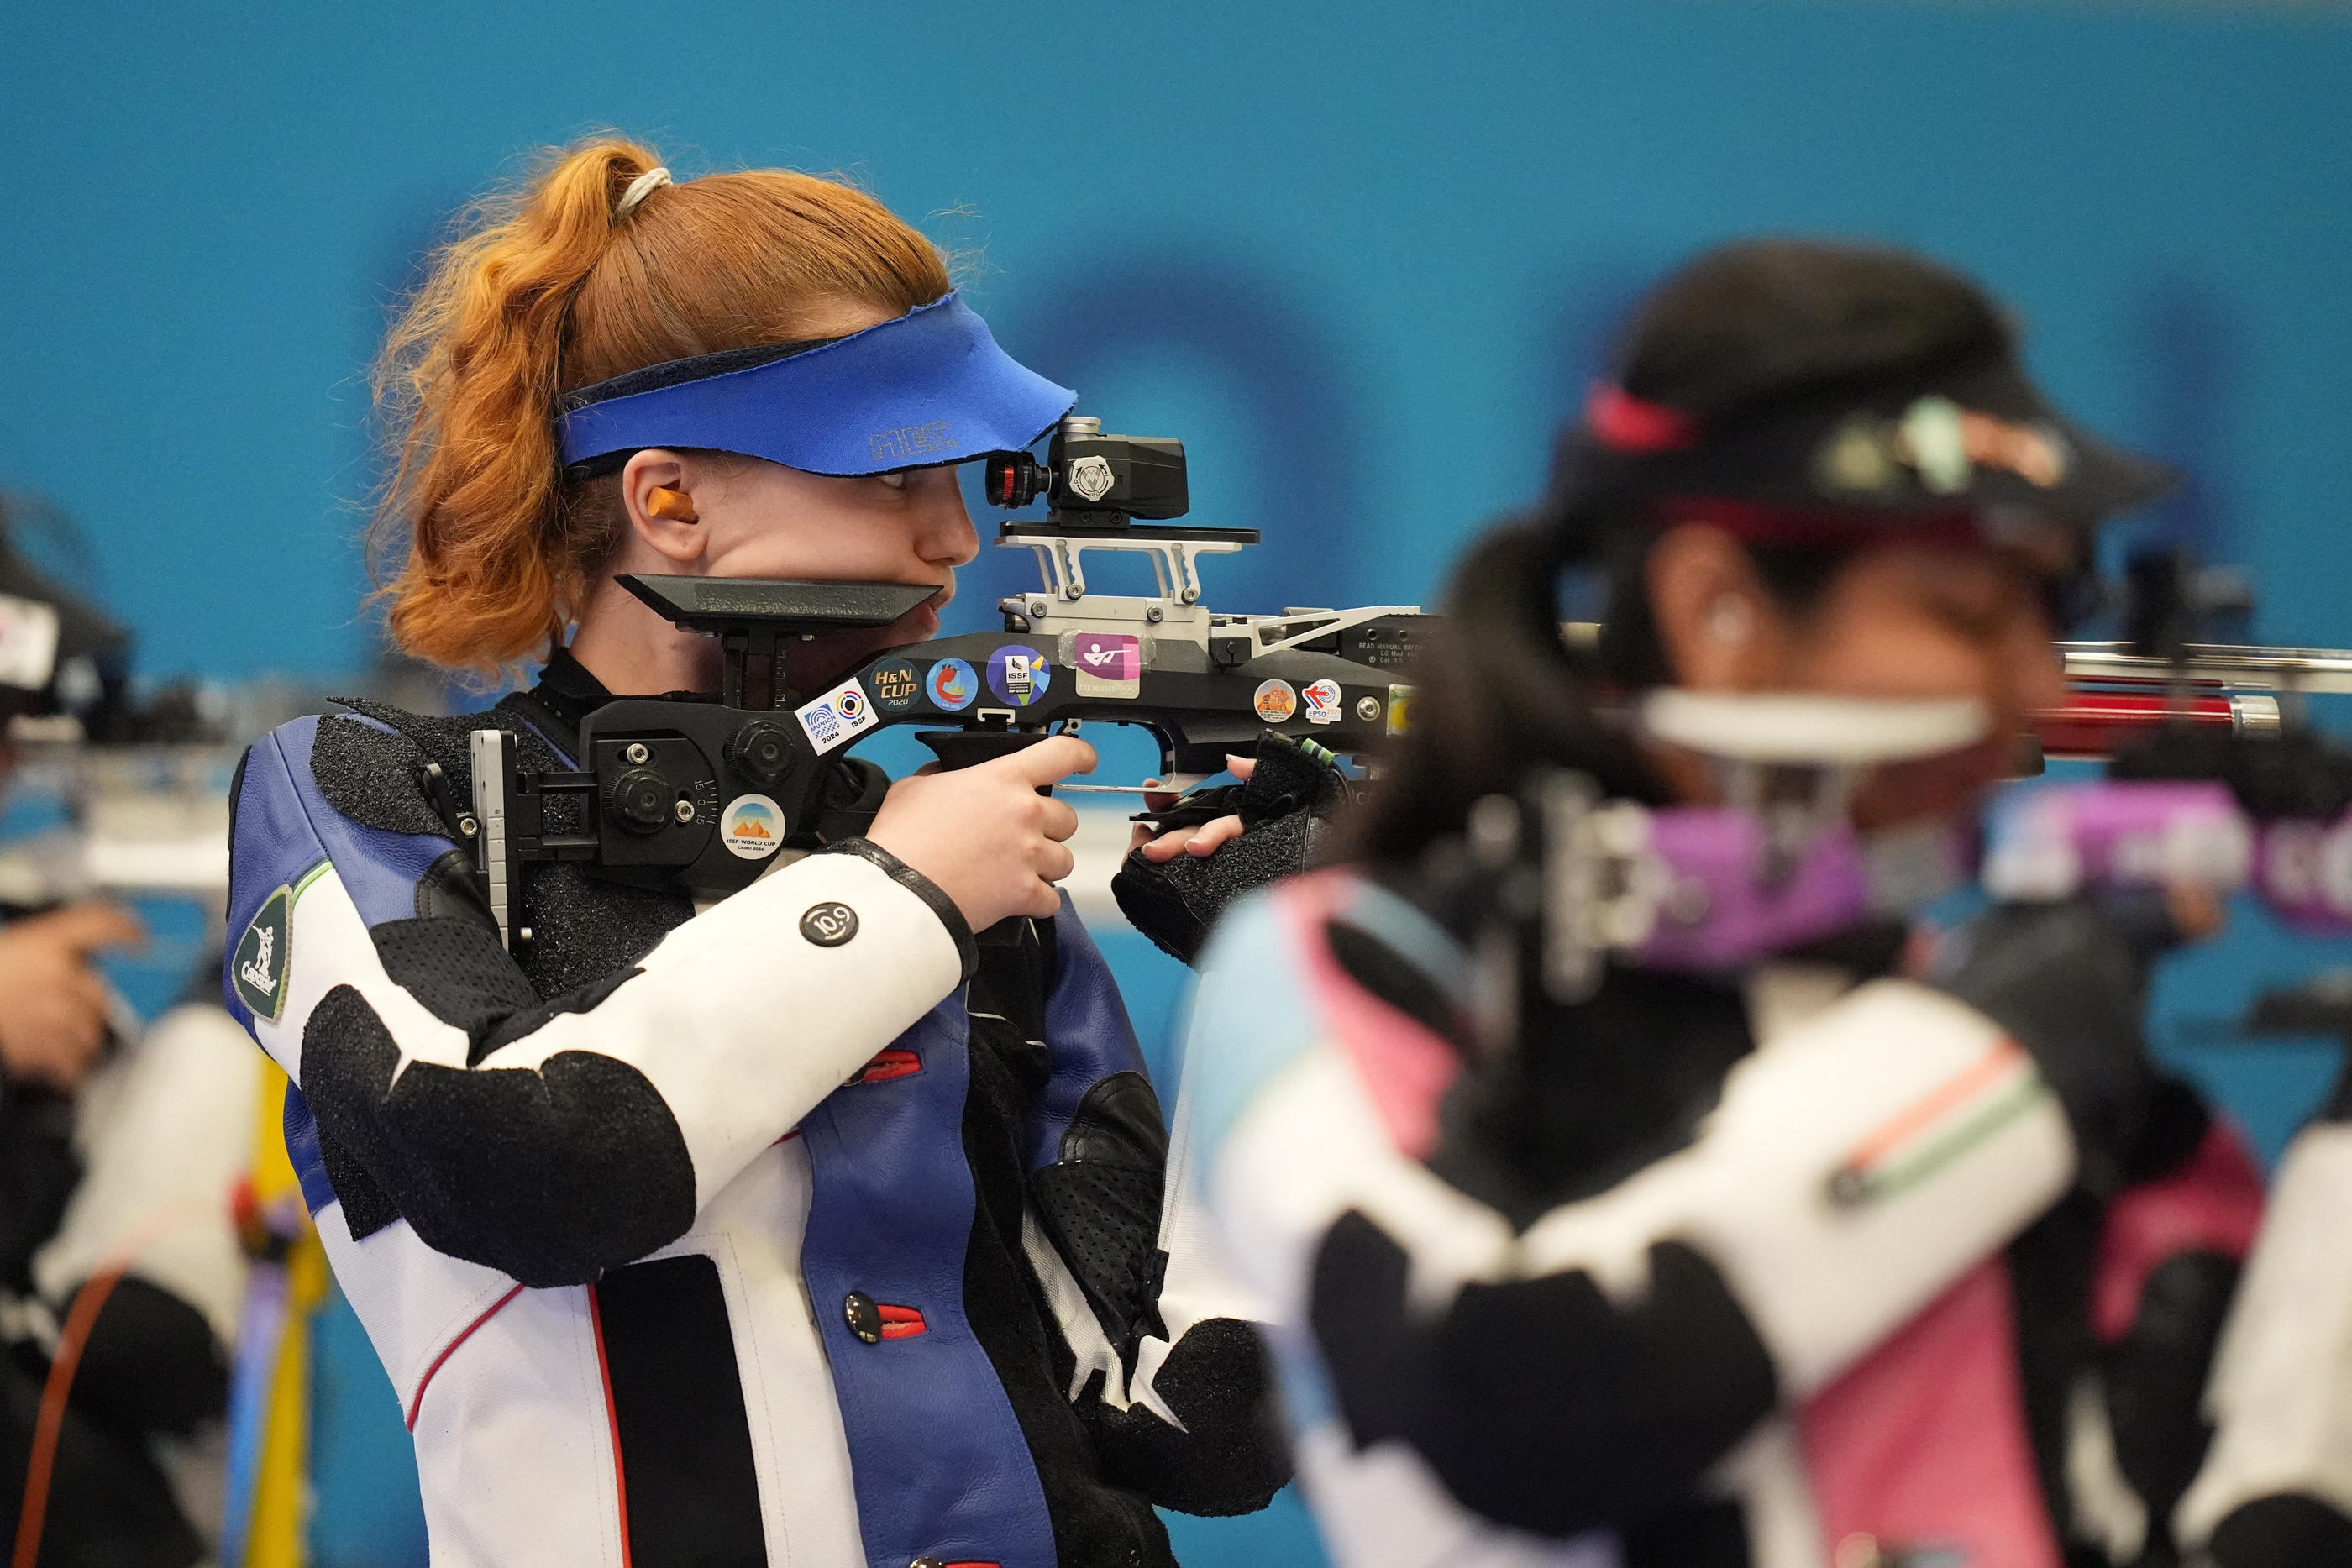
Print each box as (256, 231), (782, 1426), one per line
(370, 138), (952, 674)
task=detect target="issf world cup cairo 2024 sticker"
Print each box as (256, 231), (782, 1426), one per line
(721, 794), (785, 859)
(868, 658), (922, 714)
(1253, 679), (1298, 723)
(1302, 678), (1343, 724)
(795, 679), (879, 754)
(927, 658), (978, 711)
(989, 645), (1052, 707)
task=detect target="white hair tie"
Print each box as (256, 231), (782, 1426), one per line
(614, 166), (672, 223)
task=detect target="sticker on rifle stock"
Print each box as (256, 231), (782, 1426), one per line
(1302, 679), (1343, 724)
(927, 658), (978, 711)
(1386, 684), (1415, 736)
(721, 794), (785, 859)
(988, 645), (1052, 708)
(1253, 679), (1298, 723)
(795, 680), (877, 754)
(868, 658), (922, 714)
(1071, 632), (1141, 699)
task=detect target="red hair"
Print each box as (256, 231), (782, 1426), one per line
(370, 138), (951, 674)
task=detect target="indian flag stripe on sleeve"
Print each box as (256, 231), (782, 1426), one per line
(1826, 1038), (2052, 1209)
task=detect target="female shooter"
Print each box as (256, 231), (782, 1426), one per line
(223, 140), (1286, 1568)
(1176, 240), (2264, 1567)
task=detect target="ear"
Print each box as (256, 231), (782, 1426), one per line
(1645, 522), (1793, 691)
(621, 450), (704, 567)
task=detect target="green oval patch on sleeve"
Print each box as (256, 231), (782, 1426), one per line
(234, 862), (328, 1021)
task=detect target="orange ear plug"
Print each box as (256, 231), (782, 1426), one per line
(645, 486), (699, 522)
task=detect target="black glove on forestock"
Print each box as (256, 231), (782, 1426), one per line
(1111, 732), (1353, 966)
(1930, 898), (2162, 1198)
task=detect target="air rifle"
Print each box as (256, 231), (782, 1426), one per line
(462, 414), (1431, 940)
(1440, 548), (2352, 1018)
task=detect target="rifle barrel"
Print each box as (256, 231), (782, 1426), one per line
(2059, 642), (2352, 695)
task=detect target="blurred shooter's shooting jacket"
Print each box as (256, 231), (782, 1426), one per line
(1178, 869), (2265, 1568)
(222, 652), (1285, 1568)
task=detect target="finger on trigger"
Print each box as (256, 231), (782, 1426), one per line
(1011, 735), (1097, 787)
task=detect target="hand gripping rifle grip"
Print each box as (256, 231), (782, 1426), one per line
(914, 727), (1058, 796)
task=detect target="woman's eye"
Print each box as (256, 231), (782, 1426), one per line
(876, 470), (907, 490)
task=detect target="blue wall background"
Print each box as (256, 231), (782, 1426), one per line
(9, 3), (2352, 1565)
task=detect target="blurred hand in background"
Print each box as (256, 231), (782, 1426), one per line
(0, 902), (144, 1091)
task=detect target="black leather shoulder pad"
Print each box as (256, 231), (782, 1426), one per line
(1031, 1071), (1169, 1350)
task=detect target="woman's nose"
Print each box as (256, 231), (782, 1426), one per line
(916, 478), (979, 567)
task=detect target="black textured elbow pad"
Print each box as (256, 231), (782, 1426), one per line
(1081, 1317), (1292, 1517)
(302, 984), (696, 1286)
(2210, 1493), (2352, 1567)
(1309, 1208), (1775, 1538)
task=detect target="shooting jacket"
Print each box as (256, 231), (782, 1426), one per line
(1179, 868), (2264, 1568)
(222, 654), (1285, 1568)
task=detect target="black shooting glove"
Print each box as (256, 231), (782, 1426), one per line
(1111, 732), (1353, 966)
(1930, 897), (2163, 1198)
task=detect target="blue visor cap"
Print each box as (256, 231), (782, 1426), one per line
(557, 291), (1075, 477)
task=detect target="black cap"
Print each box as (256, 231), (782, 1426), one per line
(1562, 354), (2172, 534)
(1546, 241), (2176, 544)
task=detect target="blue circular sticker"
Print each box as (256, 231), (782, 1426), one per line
(926, 658), (979, 711)
(987, 645), (1052, 708)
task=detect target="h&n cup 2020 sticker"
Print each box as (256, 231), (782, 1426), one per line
(795, 679), (879, 754)
(721, 794), (785, 859)
(868, 658), (922, 713)
(1253, 679), (1298, 723)
(927, 658), (978, 711)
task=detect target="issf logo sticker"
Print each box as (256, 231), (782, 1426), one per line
(1070, 632), (1141, 699)
(1253, 679), (1298, 723)
(868, 658), (922, 714)
(927, 658), (978, 711)
(1302, 679), (1343, 724)
(989, 644), (1052, 707)
(721, 794), (785, 859)
(795, 679), (879, 754)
